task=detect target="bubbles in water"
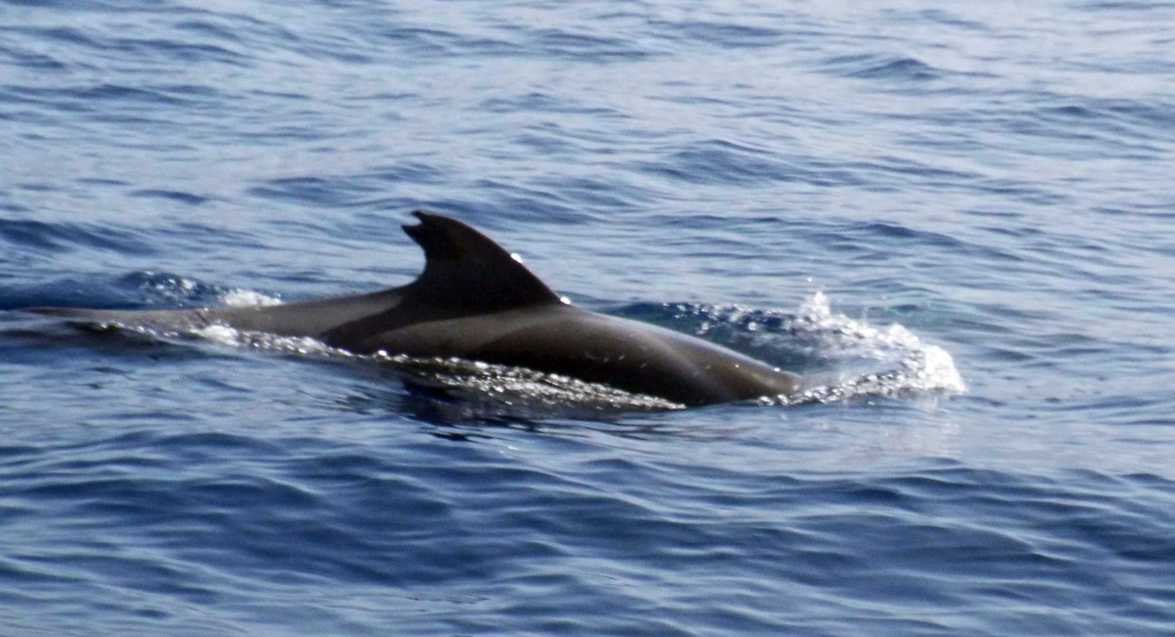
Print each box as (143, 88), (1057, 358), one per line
(220, 289), (283, 307)
(775, 291), (965, 403)
(667, 290), (965, 405)
(192, 323), (341, 357)
(372, 352), (684, 412)
(132, 270), (205, 304)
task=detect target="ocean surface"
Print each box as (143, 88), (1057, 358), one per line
(2, 1), (1174, 635)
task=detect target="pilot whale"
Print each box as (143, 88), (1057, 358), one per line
(23, 212), (800, 406)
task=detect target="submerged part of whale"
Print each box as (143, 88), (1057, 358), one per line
(24, 212), (801, 406)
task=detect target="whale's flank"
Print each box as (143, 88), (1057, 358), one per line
(22, 211), (800, 406)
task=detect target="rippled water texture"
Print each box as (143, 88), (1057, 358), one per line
(2, 2), (1175, 636)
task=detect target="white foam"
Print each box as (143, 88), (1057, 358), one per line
(139, 273), (200, 303)
(670, 292), (966, 404)
(195, 323), (241, 346)
(787, 291), (967, 401)
(220, 289), (283, 307)
(190, 323), (342, 357)
(377, 354), (683, 411)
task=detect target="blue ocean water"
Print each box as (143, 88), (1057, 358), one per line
(2, 1), (1175, 635)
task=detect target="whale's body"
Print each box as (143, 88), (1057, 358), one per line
(25, 212), (800, 406)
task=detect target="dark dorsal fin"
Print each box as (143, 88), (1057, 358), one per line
(401, 211), (561, 311)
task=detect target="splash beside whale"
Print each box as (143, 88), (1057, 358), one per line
(22, 212), (801, 406)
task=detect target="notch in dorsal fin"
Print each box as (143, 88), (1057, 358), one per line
(401, 211), (561, 311)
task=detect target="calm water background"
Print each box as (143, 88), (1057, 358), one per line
(2, 1), (1175, 635)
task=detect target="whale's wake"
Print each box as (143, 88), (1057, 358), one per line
(666, 291), (966, 405)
